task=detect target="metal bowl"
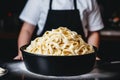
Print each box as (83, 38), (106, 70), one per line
(20, 44), (96, 76)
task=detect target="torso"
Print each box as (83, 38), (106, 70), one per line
(20, 0), (104, 36)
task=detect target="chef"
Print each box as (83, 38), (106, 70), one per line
(14, 0), (104, 60)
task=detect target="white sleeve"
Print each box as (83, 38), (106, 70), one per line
(19, 0), (41, 26)
(88, 0), (104, 31)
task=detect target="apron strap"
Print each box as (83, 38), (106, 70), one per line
(74, 0), (77, 10)
(49, 0), (53, 10)
(49, 0), (77, 10)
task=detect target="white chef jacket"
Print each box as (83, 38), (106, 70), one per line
(19, 0), (104, 36)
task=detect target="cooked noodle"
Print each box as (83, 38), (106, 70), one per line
(25, 27), (94, 56)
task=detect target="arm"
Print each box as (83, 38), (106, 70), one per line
(87, 31), (100, 48)
(87, 31), (101, 60)
(14, 22), (36, 60)
(86, 0), (104, 60)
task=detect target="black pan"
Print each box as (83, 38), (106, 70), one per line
(20, 44), (96, 76)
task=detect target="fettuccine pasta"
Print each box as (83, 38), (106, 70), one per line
(25, 27), (94, 56)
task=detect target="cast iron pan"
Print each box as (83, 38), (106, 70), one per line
(20, 44), (96, 76)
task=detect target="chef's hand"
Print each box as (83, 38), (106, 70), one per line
(13, 53), (23, 60)
(96, 56), (101, 61)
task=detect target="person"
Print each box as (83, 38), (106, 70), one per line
(14, 0), (104, 60)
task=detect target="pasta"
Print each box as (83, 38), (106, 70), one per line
(25, 27), (94, 56)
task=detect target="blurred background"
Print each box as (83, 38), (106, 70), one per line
(0, 0), (27, 61)
(0, 0), (120, 61)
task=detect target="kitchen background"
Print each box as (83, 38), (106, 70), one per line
(0, 0), (120, 61)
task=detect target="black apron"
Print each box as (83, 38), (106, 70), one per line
(40, 0), (86, 40)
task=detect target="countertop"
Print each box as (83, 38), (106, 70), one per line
(0, 60), (120, 80)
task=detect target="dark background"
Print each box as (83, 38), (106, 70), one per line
(97, 0), (120, 61)
(0, 0), (120, 61)
(0, 0), (27, 61)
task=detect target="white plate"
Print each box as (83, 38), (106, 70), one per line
(0, 67), (8, 77)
